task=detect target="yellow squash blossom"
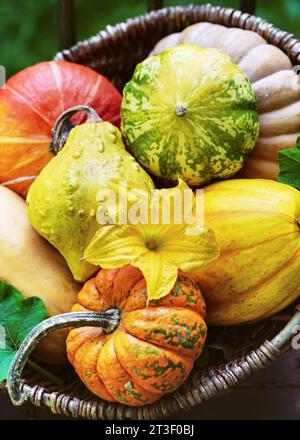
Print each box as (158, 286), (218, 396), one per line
(84, 180), (220, 300)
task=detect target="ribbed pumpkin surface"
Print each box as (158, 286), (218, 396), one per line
(67, 265), (207, 406)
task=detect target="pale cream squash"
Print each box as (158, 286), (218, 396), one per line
(0, 186), (80, 363)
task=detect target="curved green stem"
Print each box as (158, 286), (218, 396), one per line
(51, 105), (102, 154)
(7, 309), (120, 406)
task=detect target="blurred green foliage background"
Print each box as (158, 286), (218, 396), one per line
(1, 0), (300, 78)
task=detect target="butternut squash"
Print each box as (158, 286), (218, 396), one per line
(0, 186), (80, 363)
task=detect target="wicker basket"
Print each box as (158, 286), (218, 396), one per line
(3, 4), (300, 420)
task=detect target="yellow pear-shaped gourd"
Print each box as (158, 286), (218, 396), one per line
(194, 179), (300, 325)
(27, 106), (154, 282)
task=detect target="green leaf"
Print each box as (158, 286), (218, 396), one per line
(0, 280), (47, 381)
(278, 137), (300, 190)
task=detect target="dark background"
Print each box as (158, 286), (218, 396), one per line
(1, 0), (300, 78)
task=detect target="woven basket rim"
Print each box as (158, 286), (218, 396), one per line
(4, 4), (300, 420)
(55, 3), (300, 66)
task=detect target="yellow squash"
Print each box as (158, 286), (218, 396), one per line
(194, 179), (300, 325)
(27, 107), (155, 283)
(0, 186), (80, 363)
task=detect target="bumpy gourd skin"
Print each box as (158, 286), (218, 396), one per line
(194, 179), (300, 325)
(27, 122), (154, 282)
(67, 266), (207, 406)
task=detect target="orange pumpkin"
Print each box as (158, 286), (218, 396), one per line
(0, 61), (122, 197)
(66, 265), (207, 406)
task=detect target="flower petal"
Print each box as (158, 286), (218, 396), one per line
(151, 178), (192, 225)
(84, 224), (146, 269)
(159, 226), (220, 273)
(132, 251), (178, 300)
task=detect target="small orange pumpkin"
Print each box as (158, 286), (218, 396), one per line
(66, 265), (207, 406)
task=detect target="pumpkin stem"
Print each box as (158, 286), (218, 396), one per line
(7, 309), (120, 406)
(50, 105), (102, 154)
(175, 104), (188, 117)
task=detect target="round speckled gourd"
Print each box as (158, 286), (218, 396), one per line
(151, 22), (300, 181)
(66, 265), (207, 406)
(121, 44), (259, 186)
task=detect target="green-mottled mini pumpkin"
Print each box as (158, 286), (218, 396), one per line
(67, 265), (207, 406)
(121, 44), (259, 186)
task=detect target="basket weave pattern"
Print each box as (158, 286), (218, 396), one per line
(55, 4), (300, 90)
(3, 4), (300, 420)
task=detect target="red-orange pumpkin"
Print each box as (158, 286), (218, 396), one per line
(66, 265), (207, 406)
(0, 61), (122, 197)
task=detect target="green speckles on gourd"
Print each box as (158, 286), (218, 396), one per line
(84, 369), (93, 379)
(121, 44), (259, 186)
(199, 323), (207, 338)
(148, 357), (186, 379)
(127, 390), (148, 403)
(124, 380), (133, 390)
(135, 345), (160, 360)
(116, 391), (129, 404)
(134, 367), (151, 380)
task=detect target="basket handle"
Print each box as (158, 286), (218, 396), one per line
(50, 105), (102, 154)
(7, 309), (120, 406)
(271, 304), (300, 350)
(7, 306), (300, 408)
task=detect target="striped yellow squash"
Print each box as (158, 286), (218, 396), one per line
(194, 179), (300, 325)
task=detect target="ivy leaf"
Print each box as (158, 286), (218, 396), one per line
(278, 137), (300, 190)
(0, 280), (47, 381)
